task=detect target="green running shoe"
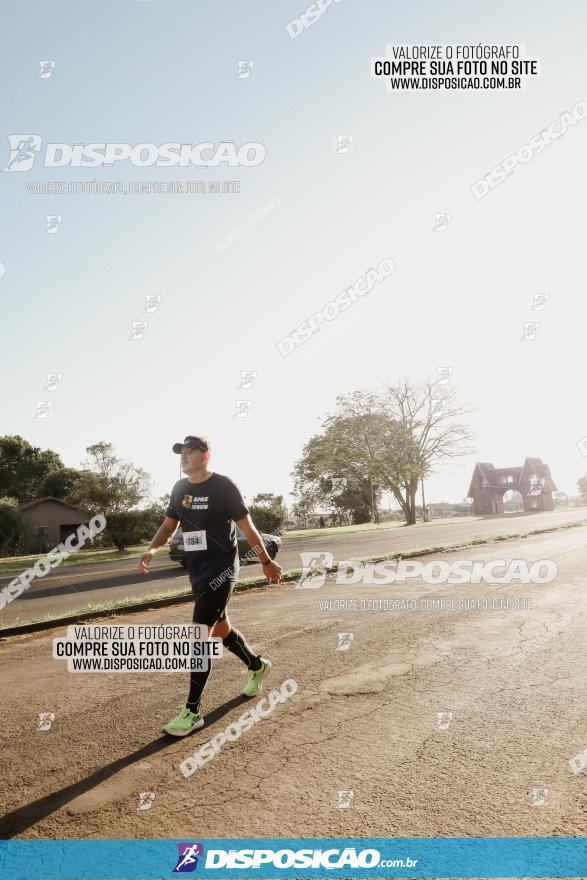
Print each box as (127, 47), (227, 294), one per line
(242, 658), (272, 697)
(162, 705), (205, 737)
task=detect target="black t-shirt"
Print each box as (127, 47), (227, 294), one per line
(165, 473), (249, 582)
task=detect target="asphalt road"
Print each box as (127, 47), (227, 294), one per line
(0, 508), (585, 627)
(1, 525), (586, 844)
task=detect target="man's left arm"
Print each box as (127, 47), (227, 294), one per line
(235, 514), (282, 583)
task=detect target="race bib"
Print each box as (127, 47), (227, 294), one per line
(183, 530), (207, 551)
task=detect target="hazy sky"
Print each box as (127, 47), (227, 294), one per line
(1, 0), (585, 510)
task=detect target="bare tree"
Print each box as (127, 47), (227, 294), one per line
(379, 379), (474, 523)
(297, 381), (473, 526)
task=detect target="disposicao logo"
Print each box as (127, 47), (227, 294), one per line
(173, 843), (204, 872)
(202, 846), (382, 869)
(3, 136), (266, 170)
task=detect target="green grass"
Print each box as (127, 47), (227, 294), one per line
(282, 509), (587, 542)
(282, 521), (402, 541)
(0, 544), (146, 575)
(281, 516), (480, 542)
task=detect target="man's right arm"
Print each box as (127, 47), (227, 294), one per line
(138, 516), (179, 574)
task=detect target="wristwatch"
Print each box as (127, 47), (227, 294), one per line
(261, 559), (272, 566)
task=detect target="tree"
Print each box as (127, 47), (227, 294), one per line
(36, 467), (85, 500)
(0, 497), (24, 555)
(156, 493), (170, 515)
(577, 475), (587, 503)
(333, 480), (374, 524)
(96, 495), (169, 552)
(293, 433), (385, 526)
(249, 493), (287, 534)
(292, 420), (383, 526)
(65, 442), (152, 517)
(0, 436), (63, 504)
(294, 381), (473, 527)
(339, 382), (473, 524)
(102, 505), (163, 551)
(291, 491), (319, 529)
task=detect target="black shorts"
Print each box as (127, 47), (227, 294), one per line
(190, 577), (235, 627)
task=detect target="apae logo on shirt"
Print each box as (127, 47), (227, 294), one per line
(181, 494), (209, 510)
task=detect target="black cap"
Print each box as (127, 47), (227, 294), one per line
(172, 435), (209, 454)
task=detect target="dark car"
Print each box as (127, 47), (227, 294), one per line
(169, 525), (282, 568)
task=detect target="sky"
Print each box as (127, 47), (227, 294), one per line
(1, 0), (586, 511)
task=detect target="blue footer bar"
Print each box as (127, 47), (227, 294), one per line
(0, 838), (585, 878)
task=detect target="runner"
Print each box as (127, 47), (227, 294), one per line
(138, 435), (283, 736)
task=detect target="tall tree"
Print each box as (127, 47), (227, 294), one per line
(0, 497), (24, 554)
(294, 381), (473, 527)
(65, 442), (152, 516)
(291, 489), (321, 529)
(36, 467), (85, 500)
(293, 430), (382, 525)
(0, 435), (64, 504)
(379, 379), (473, 523)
